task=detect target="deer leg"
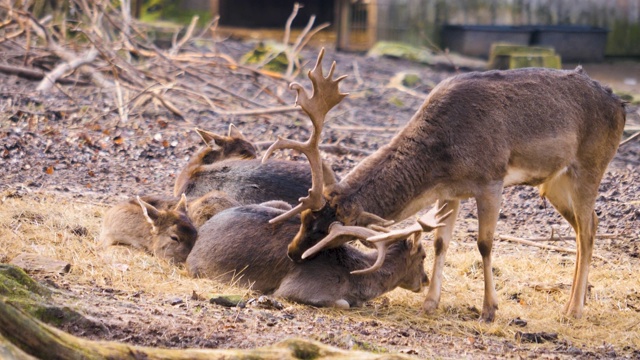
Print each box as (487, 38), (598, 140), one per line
(475, 186), (503, 322)
(422, 199), (460, 315)
(541, 169), (599, 318)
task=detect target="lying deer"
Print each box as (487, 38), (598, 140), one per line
(263, 49), (626, 321)
(100, 194), (197, 263)
(186, 204), (449, 308)
(174, 125), (337, 205)
(100, 191), (238, 262)
(174, 125), (258, 197)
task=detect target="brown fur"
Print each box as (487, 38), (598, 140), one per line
(287, 67), (626, 320)
(186, 204), (427, 308)
(173, 128), (257, 197)
(99, 195), (197, 263)
(180, 159), (337, 205)
(100, 191), (240, 262)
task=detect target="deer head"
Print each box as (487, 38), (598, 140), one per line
(174, 124), (257, 197)
(101, 194), (197, 263)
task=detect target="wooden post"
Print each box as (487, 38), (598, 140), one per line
(336, 0), (351, 51)
(367, 0), (378, 48)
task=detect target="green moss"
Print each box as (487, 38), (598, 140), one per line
(240, 43), (291, 73)
(489, 44), (558, 70)
(606, 20), (640, 57)
(0, 264), (86, 326)
(508, 54), (561, 69)
(140, 0), (212, 26)
(0, 264), (51, 299)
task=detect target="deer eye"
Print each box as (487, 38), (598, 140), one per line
(170, 235), (179, 242)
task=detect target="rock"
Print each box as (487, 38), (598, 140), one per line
(209, 294), (244, 308)
(10, 254), (71, 275)
(247, 296), (284, 310)
(515, 331), (558, 343)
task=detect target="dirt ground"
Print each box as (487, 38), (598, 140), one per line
(1, 37), (640, 359)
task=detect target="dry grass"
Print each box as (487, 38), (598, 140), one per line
(1, 191), (639, 357)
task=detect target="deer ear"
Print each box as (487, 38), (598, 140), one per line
(227, 124), (247, 140)
(174, 194), (188, 213)
(321, 161), (337, 188)
(356, 211), (394, 227)
(137, 196), (161, 229)
(195, 128), (226, 148)
(408, 232), (421, 255)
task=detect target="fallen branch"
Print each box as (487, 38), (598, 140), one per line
(36, 47), (98, 92)
(498, 235), (607, 262)
(214, 105), (300, 116)
(620, 131), (640, 146)
(255, 141), (373, 156)
(523, 233), (618, 242)
(0, 64), (89, 85)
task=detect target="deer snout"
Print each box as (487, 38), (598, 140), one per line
(287, 242), (305, 263)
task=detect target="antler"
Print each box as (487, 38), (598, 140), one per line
(262, 48), (348, 224)
(298, 204), (452, 276)
(366, 204), (453, 245)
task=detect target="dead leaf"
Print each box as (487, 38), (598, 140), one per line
(45, 166), (54, 175)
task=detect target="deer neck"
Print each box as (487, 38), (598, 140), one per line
(332, 116), (445, 222)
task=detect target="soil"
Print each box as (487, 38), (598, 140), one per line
(1, 39), (639, 359)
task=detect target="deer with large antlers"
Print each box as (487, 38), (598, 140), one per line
(264, 49), (626, 321)
(186, 203), (449, 308)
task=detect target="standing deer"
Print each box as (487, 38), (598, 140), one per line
(263, 49), (626, 321)
(186, 204), (449, 308)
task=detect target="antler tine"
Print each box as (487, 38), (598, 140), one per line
(262, 48), (348, 224)
(346, 204), (454, 275)
(301, 222), (378, 260)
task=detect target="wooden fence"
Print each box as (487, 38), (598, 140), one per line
(373, 0), (640, 57)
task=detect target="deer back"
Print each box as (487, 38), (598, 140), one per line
(174, 127), (258, 197)
(99, 195), (197, 263)
(186, 204), (427, 308)
(179, 159), (324, 205)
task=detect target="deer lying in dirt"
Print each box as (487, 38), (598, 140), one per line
(174, 126), (336, 205)
(100, 191), (238, 262)
(263, 49), (626, 321)
(186, 204), (449, 308)
(174, 125), (258, 197)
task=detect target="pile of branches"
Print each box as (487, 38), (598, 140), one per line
(0, 0), (317, 125)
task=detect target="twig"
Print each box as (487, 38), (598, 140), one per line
(0, 64), (89, 85)
(255, 141), (373, 156)
(213, 105), (300, 116)
(620, 131), (640, 146)
(328, 124), (400, 133)
(499, 235), (607, 262)
(170, 15), (198, 56)
(352, 60), (364, 86)
(114, 80), (128, 123)
(517, 233), (618, 242)
(36, 47), (98, 92)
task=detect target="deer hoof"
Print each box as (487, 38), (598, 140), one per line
(421, 298), (439, 314)
(334, 299), (350, 309)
